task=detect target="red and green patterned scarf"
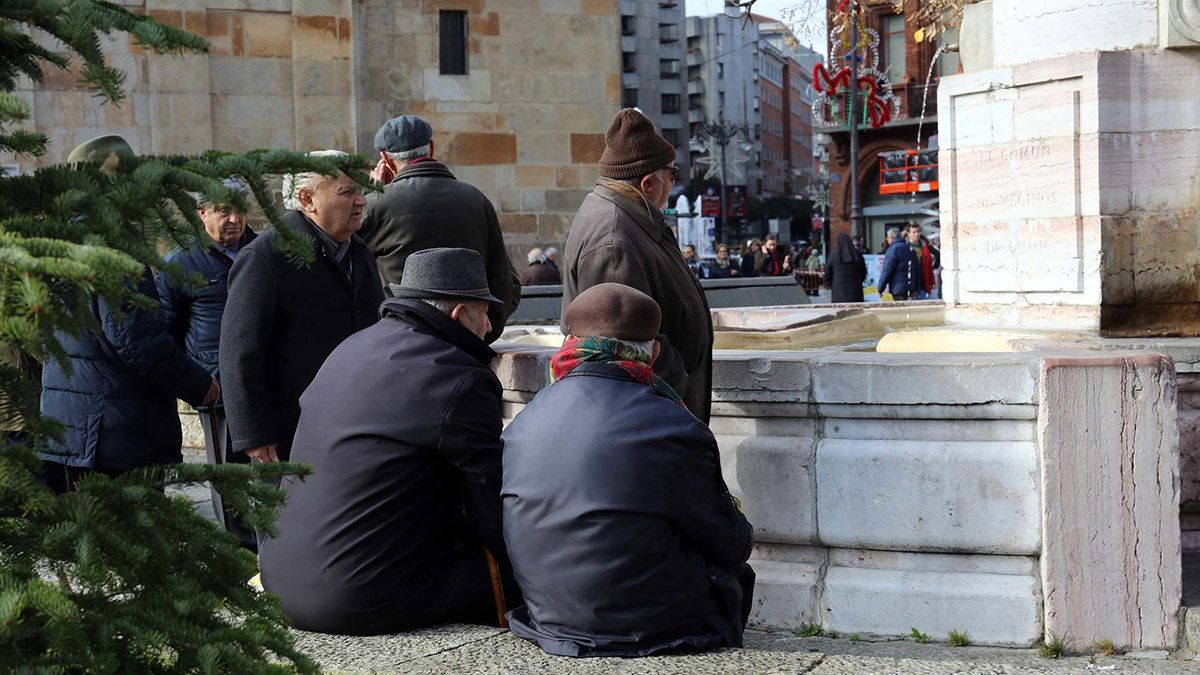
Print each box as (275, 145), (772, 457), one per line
(550, 336), (684, 407)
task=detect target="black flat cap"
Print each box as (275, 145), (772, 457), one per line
(563, 283), (661, 342)
(374, 115), (433, 153)
(389, 248), (501, 305)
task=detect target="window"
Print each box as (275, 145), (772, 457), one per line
(439, 11), (468, 75)
(661, 94), (681, 113)
(716, 32), (724, 48)
(622, 52), (637, 72)
(718, 91), (725, 108)
(938, 27), (962, 76)
(882, 14), (905, 80)
(662, 128), (680, 145)
(621, 15), (636, 36)
(718, 62), (725, 79)
(622, 88), (639, 108)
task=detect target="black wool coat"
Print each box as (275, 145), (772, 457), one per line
(502, 363), (754, 656)
(218, 210), (384, 460)
(824, 256), (867, 303)
(562, 182), (714, 422)
(260, 299), (512, 634)
(358, 161), (519, 343)
(40, 268), (211, 471)
(156, 228), (257, 379)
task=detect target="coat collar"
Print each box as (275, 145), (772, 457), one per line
(391, 160), (456, 183)
(592, 181), (667, 241)
(379, 298), (496, 366)
(281, 209), (367, 252)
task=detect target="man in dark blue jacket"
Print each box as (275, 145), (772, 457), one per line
(156, 178), (256, 543)
(502, 283), (754, 657)
(878, 223), (924, 300)
(260, 248), (515, 635)
(40, 135), (218, 492)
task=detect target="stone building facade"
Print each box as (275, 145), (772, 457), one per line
(5, 0), (623, 259)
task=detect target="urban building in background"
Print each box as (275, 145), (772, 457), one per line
(620, 0), (689, 176)
(820, 0), (960, 252)
(686, 7), (821, 198)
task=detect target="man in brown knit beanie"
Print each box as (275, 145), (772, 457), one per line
(560, 108), (714, 423)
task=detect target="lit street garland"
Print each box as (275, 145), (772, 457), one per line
(812, 1), (901, 129)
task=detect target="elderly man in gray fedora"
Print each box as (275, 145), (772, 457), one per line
(359, 114), (519, 343)
(260, 247), (518, 635)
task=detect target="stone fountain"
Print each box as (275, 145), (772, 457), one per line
(490, 0), (1200, 652)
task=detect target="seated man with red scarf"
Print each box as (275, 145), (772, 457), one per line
(500, 283), (754, 657)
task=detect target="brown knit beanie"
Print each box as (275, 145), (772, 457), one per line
(598, 108), (677, 180)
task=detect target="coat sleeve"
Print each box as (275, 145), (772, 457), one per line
(154, 265), (189, 350)
(483, 198), (519, 344)
(572, 242), (690, 400)
(100, 268), (211, 406)
(438, 369), (509, 568)
(670, 422), (754, 570)
(219, 247), (279, 453)
(878, 246), (897, 293)
(822, 262), (834, 287)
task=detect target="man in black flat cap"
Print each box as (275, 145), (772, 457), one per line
(359, 115), (519, 344)
(561, 108), (714, 422)
(260, 247), (517, 636)
(502, 282), (754, 658)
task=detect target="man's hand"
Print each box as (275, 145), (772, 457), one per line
(245, 444), (278, 464)
(203, 378), (221, 405)
(369, 157), (395, 185)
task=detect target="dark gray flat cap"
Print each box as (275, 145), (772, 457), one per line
(374, 115), (433, 153)
(389, 247), (501, 305)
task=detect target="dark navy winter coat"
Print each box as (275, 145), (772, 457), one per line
(878, 240), (923, 297)
(39, 268), (212, 471)
(501, 362), (754, 657)
(260, 299), (514, 634)
(156, 228), (256, 379)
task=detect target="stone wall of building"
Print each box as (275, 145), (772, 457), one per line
(4, 0), (622, 260)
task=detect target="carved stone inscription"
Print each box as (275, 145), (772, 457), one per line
(951, 91), (1084, 294)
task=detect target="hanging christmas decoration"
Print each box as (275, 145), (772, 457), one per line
(812, 3), (901, 130)
(693, 136), (752, 184)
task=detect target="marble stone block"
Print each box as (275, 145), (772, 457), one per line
(1039, 354), (1182, 651)
(816, 439), (1041, 554)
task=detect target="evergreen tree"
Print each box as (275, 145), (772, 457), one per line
(0, 2), (367, 670)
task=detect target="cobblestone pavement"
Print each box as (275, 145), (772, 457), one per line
(287, 624), (1200, 674)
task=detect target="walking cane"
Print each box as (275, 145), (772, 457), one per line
(204, 407), (230, 531)
(484, 548), (509, 628)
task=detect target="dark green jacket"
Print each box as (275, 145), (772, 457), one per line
(359, 161), (518, 343)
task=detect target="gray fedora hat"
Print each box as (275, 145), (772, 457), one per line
(390, 248), (501, 305)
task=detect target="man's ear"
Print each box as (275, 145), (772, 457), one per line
(428, 139), (436, 158)
(297, 185), (315, 211)
(650, 339), (662, 365)
(639, 173), (657, 196)
(449, 302), (468, 323)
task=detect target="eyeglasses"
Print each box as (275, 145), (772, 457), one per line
(665, 165), (679, 183)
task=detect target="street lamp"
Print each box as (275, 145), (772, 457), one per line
(847, 0), (863, 242)
(696, 109), (748, 241)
